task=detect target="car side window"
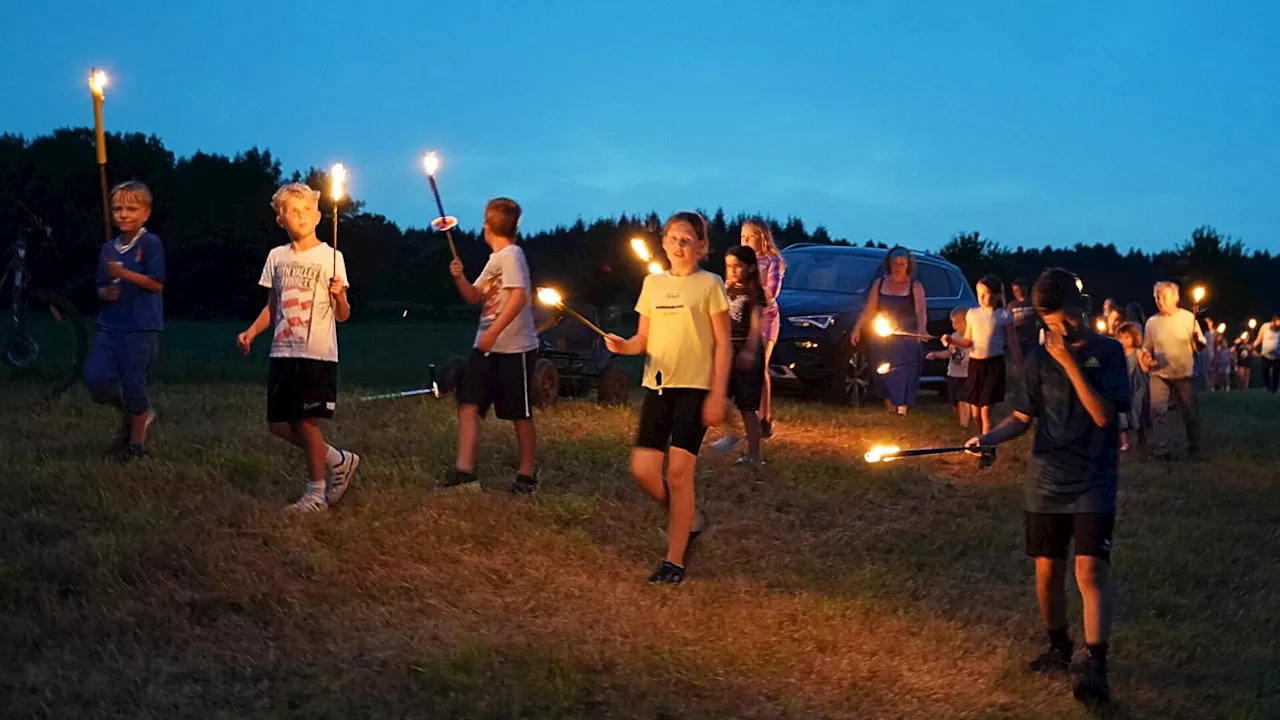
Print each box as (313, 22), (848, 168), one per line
(916, 263), (959, 299)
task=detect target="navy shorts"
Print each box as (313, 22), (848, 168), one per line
(456, 349), (536, 421)
(267, 358), (338, 423)
(84, 329), (160, 415)
(635, 388), (709, 456)
(1025, 512), (1115, 562)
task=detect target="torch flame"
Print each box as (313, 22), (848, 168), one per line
(1095, 318), (1108, 333)
(876, 362), (891, 375)
(873, 316), (893, 337)
(630, 238), (652, 262)
(422, 152), (440, 176)
(330, 163), (346, 202)
(1075, 277), (1084, 292)
(647, 261), (663, 275)
(1192, 286), (1206, 303)
(1216, 323), (1226, 335)
(89, 69), (108, 97)
(1240, 331), (1250, 341)
(536, 287), (564, 307)
(864, 445), (901, 463)
(1249, 318), (1258, 329)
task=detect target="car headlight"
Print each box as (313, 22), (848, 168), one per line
(788, 314), (837, 330)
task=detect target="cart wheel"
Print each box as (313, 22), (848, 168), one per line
(439, 356), (467, 396)
(532, 359), (560, 408)
(597, 360), (630, 405)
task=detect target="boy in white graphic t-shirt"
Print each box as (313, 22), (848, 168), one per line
(442, 197), (541, 495)
(237, 183), (361, 513)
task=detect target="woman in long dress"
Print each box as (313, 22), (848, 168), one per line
(851, 247), (927, 415)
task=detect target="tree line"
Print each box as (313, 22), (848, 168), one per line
(2, 129), (1276, 324)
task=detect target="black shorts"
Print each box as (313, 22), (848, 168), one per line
(946, 376), (966, 406)
(728, 350), (765, 412)
(1025, 512), (1115, 562)
(267, 358), (338, 424)
(456, 349), (536, 421)
(636, 388), (709, 456)
(966, 356), (1007, 407)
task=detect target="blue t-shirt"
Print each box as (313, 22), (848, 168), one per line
(1016, 332), (1131, 514)
(95, 231), (166, 332)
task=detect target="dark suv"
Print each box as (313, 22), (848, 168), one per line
(769, 245), (977, 405)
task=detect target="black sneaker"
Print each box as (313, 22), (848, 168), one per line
(647, 560), (685, 585)
(1072, 657), (1111, 706)
(511, 468), (539, 495)
(760, 418), (774, 440)
(1028, 644), (1073, 674)
(115, 444), (148, 464)
(439, 469), (481, 493)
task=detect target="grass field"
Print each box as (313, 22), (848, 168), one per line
(2, 323), (1279, 719)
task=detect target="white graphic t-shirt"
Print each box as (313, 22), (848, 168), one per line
(473, 245), (538, 354)
(259, 243), (350, 362)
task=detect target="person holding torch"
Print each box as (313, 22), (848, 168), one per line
(605, 211), (731, 586)
(965, 268), (1130, 707)
(1142, 282), (1205, 460)
(442, 198), (541, 495)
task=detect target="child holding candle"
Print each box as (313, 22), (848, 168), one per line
(966, 268), (1130, 707)
(926, 307), (972, 429)
(85, 181), (165, 462)
(948, 274), (1023, 434)
(444, 198), (541, 494)
(605, 211), (731, 585)
(237, 183), (360, 512)
(723, 245), (766, 469)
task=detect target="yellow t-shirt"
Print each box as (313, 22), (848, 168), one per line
(635, 270), (729, 391)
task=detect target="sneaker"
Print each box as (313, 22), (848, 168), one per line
(734, 456), (764, 471)
(439, 468), (481, 493)
(760, 419), (774, 440)
(896, 405), (908, 416)
(326, 451), (361, 506)
(115, 443), (148, 464)
(709, 435), (741, 455)
(511, 468), (539, 495)
(1072, 657), (1111, 706)
(1028, 644), (1073, 675)
(284, 492), (328, 514)
(647, 560), (685, 585)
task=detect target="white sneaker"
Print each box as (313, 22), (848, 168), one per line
(327, 451), (361, 506)
(285, 492), (328, 514)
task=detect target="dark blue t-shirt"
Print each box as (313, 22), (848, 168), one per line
(95, 232), (166, 332)
(1016, 332), (1131, 514)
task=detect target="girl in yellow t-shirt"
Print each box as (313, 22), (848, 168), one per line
(605, 211), (731, 585)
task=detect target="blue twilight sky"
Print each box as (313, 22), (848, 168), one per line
(2, 1), (1278, 253)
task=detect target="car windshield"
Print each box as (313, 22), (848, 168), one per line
(781, 252), (880, 294)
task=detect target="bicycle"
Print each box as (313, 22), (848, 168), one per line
(1, 210), (88, 396)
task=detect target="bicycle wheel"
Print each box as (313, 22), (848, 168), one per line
(3, 290), (88, 396)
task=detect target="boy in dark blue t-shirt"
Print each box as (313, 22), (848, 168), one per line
(85, 181), (166, 462)
(966, 268), (1131, 707)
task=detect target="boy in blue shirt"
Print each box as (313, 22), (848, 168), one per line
(967, 268), (1131, 707)
(85, 182), (166, 462)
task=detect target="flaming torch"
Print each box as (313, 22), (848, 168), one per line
(536, 287), (607, 338)
(329, 163), (346, 265)
(631, 237), (663, 274)
(873, 314), (932, 340)
(1095, 318), (1108, 334)
(1249, 318), (1258, 330)
(876, 362), (891, 375)
(89, 68), (111, 244)
(422, 152), (459, 260)
(864, 444), (995, 466)
(1192, 286), (1206, 314)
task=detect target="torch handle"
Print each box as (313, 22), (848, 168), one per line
(360, 388), (438, 401)
(427, 174), (460, 260)
(98, 164), (112, 245)
(560, 305), (608, 338)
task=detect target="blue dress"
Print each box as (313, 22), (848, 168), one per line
(871, 281), (924, 407)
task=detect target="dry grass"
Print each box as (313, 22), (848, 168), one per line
(1, 373), (1278, 719)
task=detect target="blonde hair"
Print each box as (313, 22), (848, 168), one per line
(110, 181), (153, 208)
(663, 211), (711, 262)
(484, 197), (522, 238)
(270, 183), (320, 214)
(742, 218), (785, 271)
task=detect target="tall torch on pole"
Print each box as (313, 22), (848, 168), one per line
(422, 152), (459, 261)
(89, 69), (111, 244)
(329, 163), (346, 267)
